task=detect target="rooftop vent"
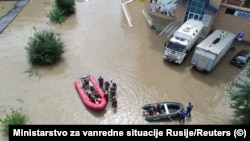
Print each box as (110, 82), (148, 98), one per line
(212, 38), (220, 44)
(219, 31), (227, 39)
(183, 24), (193, 32)
(210, 31), (228, 46)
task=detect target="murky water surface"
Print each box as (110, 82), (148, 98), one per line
(0, 1), (243, 137)
(0, 1), (17, 18)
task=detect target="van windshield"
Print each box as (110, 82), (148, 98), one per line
(167, 43), (186, 52)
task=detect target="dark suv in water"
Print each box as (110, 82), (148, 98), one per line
(231, 50), (250, 68)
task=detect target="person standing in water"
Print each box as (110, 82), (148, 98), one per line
(112, 97), (117, 108)
(186, 102), (193, 117)
(98, 76), (104, 89)
(179, 109), (187, 124)
(104, 80), (110, 93)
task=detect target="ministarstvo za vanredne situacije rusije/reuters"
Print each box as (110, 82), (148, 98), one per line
(9, 125), (249, 139)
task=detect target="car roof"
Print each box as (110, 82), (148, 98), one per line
(238, 50), (250, 56)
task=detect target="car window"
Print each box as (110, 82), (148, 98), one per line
(236, 56), (247, 62)
(247, 56), (250, 62)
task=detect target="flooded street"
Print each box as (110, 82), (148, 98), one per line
(0, 0), (243, 135)
(0, 1), (17, 18)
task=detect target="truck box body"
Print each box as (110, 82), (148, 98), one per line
(163, 19), (204, 64)
(191, 29), (236, 72)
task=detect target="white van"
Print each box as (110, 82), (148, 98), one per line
(191, 29), (236, 72)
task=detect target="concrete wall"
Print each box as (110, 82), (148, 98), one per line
(201, 0), (222, 36)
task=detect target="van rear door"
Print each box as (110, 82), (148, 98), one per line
(191, 50), (215, 72)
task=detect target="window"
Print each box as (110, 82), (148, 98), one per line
(184, 0), (208, 22)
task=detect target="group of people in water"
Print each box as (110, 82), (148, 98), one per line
(98, 76), (118, 108)
(80, 75), (194, 123)
(80, 75), (118, 108)
(179, 102), (193, 124)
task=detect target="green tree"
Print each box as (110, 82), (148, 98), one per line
(229, 64), (250, 124)
(25, 28), (65, 65)
(0, 108), (26, 136)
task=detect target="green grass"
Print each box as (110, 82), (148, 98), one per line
(0, 108), (26, 136)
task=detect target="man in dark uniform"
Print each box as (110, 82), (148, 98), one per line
(112, 97), (117, 108)
(104, 81), (110, 92)
(98, 76), (104, 89)
(186, 102), (193, 117)
(179, 109), (187, 123)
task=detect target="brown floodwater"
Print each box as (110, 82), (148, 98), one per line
(0, 1), (243, 138)
(0, 0), (17, 18)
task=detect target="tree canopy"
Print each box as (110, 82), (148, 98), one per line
(229, 64), (250, 124)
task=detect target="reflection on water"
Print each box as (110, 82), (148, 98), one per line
(0, 0), (240, 136)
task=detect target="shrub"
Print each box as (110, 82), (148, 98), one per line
(47, 4), (66, 24)
(25, 28), (65, 65)
(0, 109), (26, 136)
(55, 0), (76, 16)
(48, 0), (76, 24)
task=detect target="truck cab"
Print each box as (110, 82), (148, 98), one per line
(163, 19), (204, 64)
(163, 37), (189, 64)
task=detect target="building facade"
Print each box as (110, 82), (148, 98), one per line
(145, 0), (250, 42)
(213, 0), (250, 42)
